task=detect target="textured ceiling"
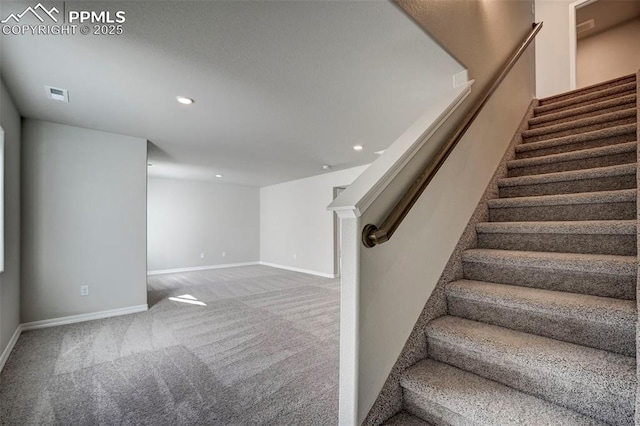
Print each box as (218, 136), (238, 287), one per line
(577, 0), (640, 40)
(0, 1), (462, 186)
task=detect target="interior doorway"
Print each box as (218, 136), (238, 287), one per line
(569, 0), (640, 89)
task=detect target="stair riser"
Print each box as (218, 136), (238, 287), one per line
(447, 296), (635, 357)
(489, 202), (636, 222)
(401, 359), (610, 426)
(534, 89), (636, 117)
(515, 133), (636, 159)
(499, 175), (636, 198)
(507, 152), (636, 177)
(426, 338), (634, 425)
(477, 233), (636, 256)
(538, 76), (636, 106)
(383, 411), (432, 426)
(462, 261), (635, 299)
(529, 101), (637, 129)
(522, 117), (636, 143)
(403, 391), (465, 426)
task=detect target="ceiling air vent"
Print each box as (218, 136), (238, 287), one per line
(44, 86), (69, 103)
(577, 19), (595, 34)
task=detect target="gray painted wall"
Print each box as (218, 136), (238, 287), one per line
(0, 79), (21, 354)
(21, 120), (147, 323)
(260, 165), (367, 276)
(147, 178), (260, 272)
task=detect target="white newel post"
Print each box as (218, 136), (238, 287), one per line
(335, 209), (361, 426)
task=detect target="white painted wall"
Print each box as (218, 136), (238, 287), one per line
(260, 165), (368, 277)
(147, 178), (260, 272)
(21, 120), (148, 323)
(577, 17), (640, 87)
(0, 79), (21, 358)
(535, 0), (576, 98)
(356, 67), (533, 420)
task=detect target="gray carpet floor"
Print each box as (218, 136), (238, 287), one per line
(0, 265), (340, 425)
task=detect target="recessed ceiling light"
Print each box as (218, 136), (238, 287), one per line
(176, 96), (194, 105)
(353, 145), (363, 151)
(322, 165), (331, 170)
(374, 150), (386, 155)
(215, 174), (223, 178)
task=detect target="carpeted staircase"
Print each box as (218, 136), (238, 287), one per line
(386, 73), (639, 425)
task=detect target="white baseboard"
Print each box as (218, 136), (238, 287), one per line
(1, 304), (148, 375)
(0, 325), (22, 374)
(148, 261), (336, 279)
(259, 262), (337, 279)
(147, 261), (259, 276)
(21, 304), (149, 331)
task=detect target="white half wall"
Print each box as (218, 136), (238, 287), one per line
(21, 120), (148, 323)
(348, 1), (536, 422)
(0, 78), (21, 360)
(260, 165), (368, 277)
(577, 17), (640, 88)
(147, 178), (260, 272)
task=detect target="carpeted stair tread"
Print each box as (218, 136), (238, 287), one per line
(497, 166), (635, 198)
(462, 248), (635, 299)
(425, 316), (636, 425)
(534, 82), (636, 115)
(529, 94), (636, 127)
(516, 123), (636, 153)
(497, 163), (635, 187)
(382, 411), (432, 426)
(521, 107), (636, 139)
(508, 142), (636, 171)
(539, 74), (636, 106)
(488, 188), (635, 208)
(476, 219), (635, 235)
(399, 359), (606, 426)
(462, 249), (636, 276)
(476, 220), (636, 255)
(446, 280), (636, 356)
(488, 188), (636, 220)
(500, 162), (636, 187)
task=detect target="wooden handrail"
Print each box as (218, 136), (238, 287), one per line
(362, 22), (543, 247)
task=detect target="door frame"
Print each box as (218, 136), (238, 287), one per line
(569, 0), (599, 90)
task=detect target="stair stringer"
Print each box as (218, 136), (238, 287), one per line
(635, 69), (640, 426)
(362, 99), (538, 426)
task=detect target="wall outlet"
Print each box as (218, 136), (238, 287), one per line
(80, 285), (89, 296)
(293, 253), (297, 260)
(200, 252), (205, 259)
(222, 251), (226, 257)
